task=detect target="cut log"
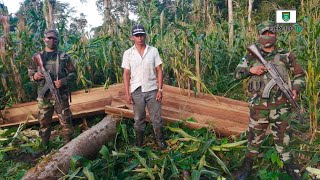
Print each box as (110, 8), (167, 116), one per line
(22, 115), (120, 180)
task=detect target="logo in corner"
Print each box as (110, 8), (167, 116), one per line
(276, 10), (296, 23)
(282, 12), (290, 22)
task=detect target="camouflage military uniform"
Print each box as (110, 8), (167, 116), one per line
(28, 51), (76, 145)
(235, 43), (305, 162)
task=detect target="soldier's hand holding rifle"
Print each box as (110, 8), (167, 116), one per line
(249, 66), (298, 100)
(249, 65), (267, 75)
(33, 72), (62, 88)
(33, 72), (44, 80)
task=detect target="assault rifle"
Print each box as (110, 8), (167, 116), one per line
(33, 54), (64, 115)
(247, 44), (306, 123)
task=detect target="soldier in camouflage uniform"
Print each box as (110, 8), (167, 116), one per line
(233, 21), (305, 179)
(28, 29), (76, 147)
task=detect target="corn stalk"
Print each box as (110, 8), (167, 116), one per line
(300, 0), (320, 141)
(0, 14), (27, 102)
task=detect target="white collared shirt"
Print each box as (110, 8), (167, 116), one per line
(121, 45), (162, 93)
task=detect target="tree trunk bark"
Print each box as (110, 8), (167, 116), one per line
(228, 0), (234, 48)
(248, 0), (254, 32)
(195, 44), (201, 94)
(301, 0), (304, 14)
(22, 115), (120, 180)
(42, 0), (49, 29)
(104, 0), (112, 34)
(47, 0), (55, 29)
(185, 47), (190, 97)
(1, 74), (8, 91)
(204, 0), (208, 27)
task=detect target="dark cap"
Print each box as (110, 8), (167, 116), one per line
(257, 20), (276, 34)
(44, 29), (58, 38)
(132, 24), (146, 36)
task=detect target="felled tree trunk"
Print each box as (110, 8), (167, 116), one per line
(22, 115), (120, 180)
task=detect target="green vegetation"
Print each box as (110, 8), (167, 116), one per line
(1, 119), (318, 179)
(0, 0), (319, 179)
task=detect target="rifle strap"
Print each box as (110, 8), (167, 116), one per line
(56, 52), (60, 81)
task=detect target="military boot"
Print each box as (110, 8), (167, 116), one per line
(63, 130), (72, 144)
(154, 127), (167, 150)
(32, 136), (50, 158)
(135, 130), (144, 147)
(284, 163), (302, 180)
(39, 130), (50, 148)
(41, 136), (50, 148)
(232, 157), (254, 180)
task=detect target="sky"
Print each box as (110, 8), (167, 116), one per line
(3, 0), (103, 31)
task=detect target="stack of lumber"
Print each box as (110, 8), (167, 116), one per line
(0, 87), (114, 127)
(1, 83), (249, 136)
(105, 84), (249, 136)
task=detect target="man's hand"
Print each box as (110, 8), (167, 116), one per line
(125, 94), (133, 104)
(33, 72), (44, 80)
(292, 89), (298, 100)
(249, 65), (268, 75)
(156, 91), (162, 101)
(54, 80), (62, 88)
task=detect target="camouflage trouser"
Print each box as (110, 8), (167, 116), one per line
(37, 97), (73, 144)
(246, 103), (291, 162)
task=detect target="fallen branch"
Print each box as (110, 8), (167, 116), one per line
(22, 115), (121, 180)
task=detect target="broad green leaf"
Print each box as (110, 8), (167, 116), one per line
(159, 157), (167, 180)
(99, 145), (109, 160)
(120, 124), (128, 144)
(191, 170), (200, 180)
(111, 151), (127, 157)
(167, 126), (196, 139)
(146, 149), (159, 160)
(208, 149), (233, 180)
(197, 139), (213, 156)
(201, 169), (220, 178)
(198, 155), (206, 170)
(70, 155), (87, 171)
(220, 140), (247, 148)
(270, 152), (278, 163)
(68, 167), (81, 180)
(83, 165), (95, 180)
(133, 152), (155, 180)
(168, 155), (179, 178)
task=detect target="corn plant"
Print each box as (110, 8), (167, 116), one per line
(295, 0), (320, 141)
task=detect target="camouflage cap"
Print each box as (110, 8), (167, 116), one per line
(257, 21), (276, 34)
(44, 29), (58, 38)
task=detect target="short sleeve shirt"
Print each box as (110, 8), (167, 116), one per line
(121, 45), (162, 93)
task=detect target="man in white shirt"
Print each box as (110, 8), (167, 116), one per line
(121, 24), (167, 150)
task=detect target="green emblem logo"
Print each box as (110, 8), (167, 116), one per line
(282, 12), (290, 22)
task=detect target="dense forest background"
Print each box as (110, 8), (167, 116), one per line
(0, 0), (319, 179)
